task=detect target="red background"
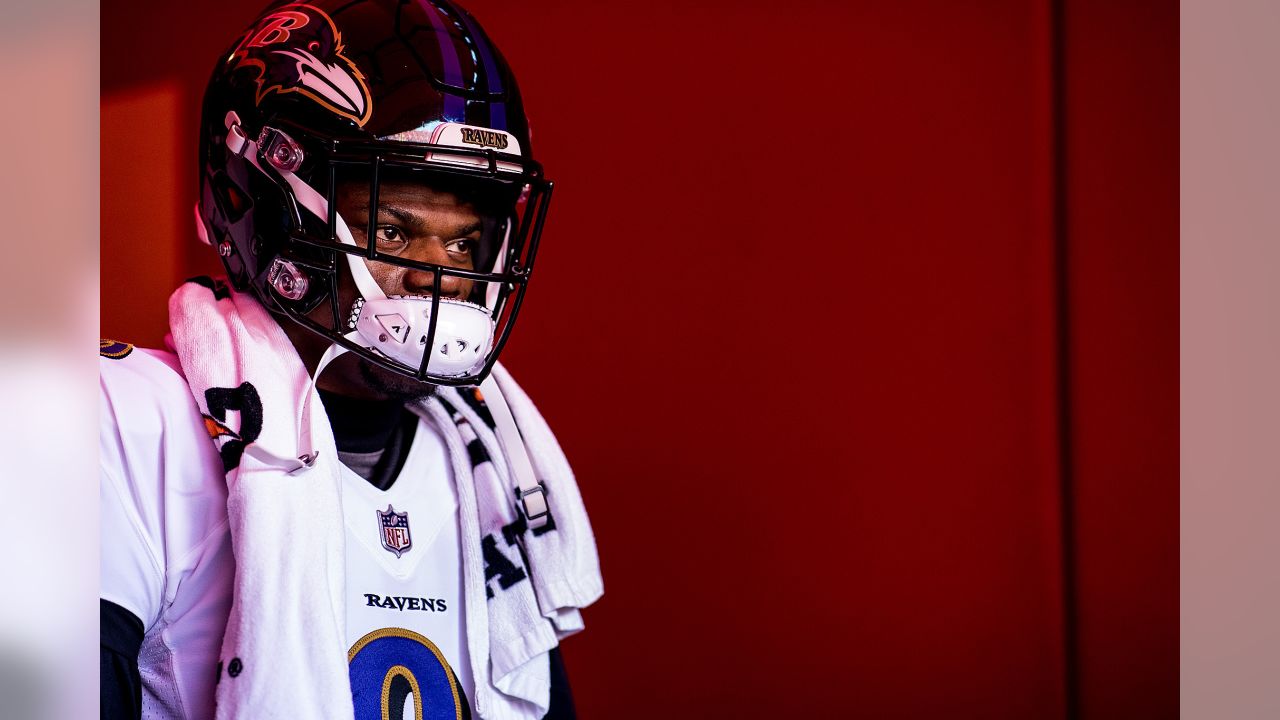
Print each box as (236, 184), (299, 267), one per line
(102, 1), (1177, 717)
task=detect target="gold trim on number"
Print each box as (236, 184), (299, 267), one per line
(382, 664), (423, 720)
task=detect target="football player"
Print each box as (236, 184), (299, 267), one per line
(100, 1), (600, 718)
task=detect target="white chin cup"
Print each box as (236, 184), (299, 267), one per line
(354, 296), (495, 377)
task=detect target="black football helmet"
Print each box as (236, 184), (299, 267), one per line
(197, 0), (552, 386)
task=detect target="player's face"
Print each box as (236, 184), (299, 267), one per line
(288, 176), (493, 400)
(337, 179), (482, 303)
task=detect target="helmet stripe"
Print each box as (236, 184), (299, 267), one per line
(451, 5), (508, 130)
(488, 102), (507, 131)
(419, 0), (466, 122)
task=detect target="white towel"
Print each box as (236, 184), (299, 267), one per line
(168, 278), (353, 719)
(419, 380), (604, 720)
(168, 278), (602, 719)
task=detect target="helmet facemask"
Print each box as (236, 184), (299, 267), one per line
(222, 115), (552, 387)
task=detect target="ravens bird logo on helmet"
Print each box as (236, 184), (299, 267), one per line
(229, 2), (373, 126)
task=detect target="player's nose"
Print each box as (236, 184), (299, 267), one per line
(401, 241), (469, 298)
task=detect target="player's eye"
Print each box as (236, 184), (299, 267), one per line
(444, 238), (475, 262)
(374, 225), (409, 254)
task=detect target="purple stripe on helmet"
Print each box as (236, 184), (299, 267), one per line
(488, 102), (507, 132)
(419, 0), (466, 122)
(450, 5), (507, 130)
(452, 10), (502, 91)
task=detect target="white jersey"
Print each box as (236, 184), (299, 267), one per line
(100, 346), (473, 719)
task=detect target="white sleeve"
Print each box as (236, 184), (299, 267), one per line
(100, 358), (166, 629)
(99, 348), (229, 630)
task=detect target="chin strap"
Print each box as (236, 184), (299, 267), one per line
(479, 375), (549, 529)
(242, 334), (355, 474)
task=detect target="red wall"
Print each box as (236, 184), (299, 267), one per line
(1065, 1), (1178, 717)
(101, 1), (1177, 717)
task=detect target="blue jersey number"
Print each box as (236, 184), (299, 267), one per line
(348, 628), (463, 720)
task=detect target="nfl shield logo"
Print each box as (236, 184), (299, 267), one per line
(377, 504), (412, 558)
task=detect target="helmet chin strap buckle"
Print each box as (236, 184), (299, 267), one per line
(517, 483), (550, 524)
